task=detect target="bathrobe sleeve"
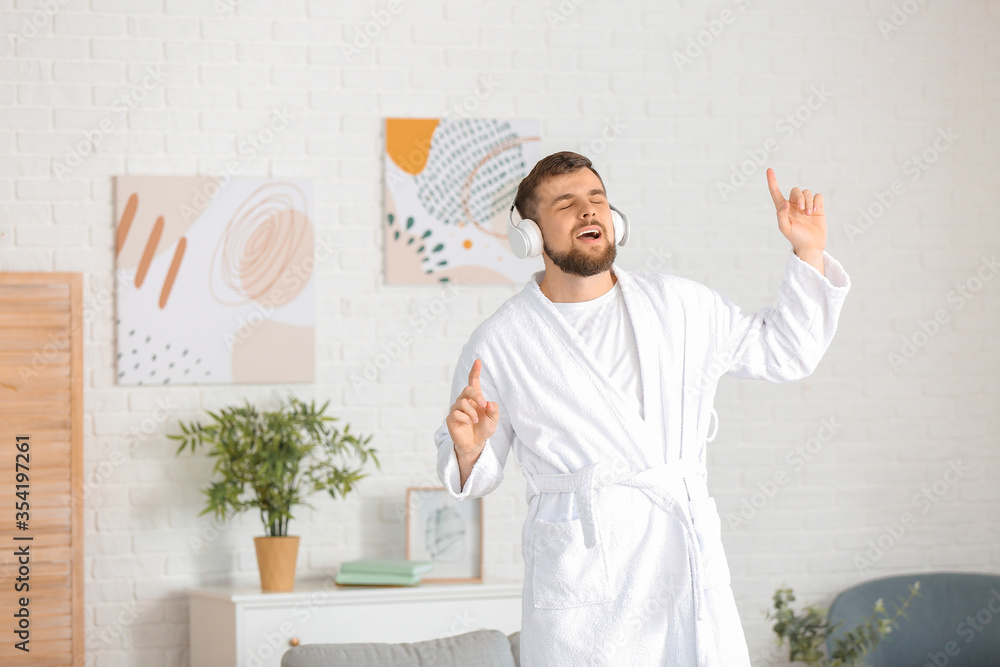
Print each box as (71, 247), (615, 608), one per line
(711, 249), (851, 381)
(434, 346), (514, 500)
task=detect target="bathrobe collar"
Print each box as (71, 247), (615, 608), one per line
(525, 263), (662, 460)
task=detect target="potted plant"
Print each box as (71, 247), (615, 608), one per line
(766, 581), (922, 666)
(170, 394), (378, 592)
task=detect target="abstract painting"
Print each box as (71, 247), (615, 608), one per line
(113, 176), (315, 385)
(384, 117), (542, 284)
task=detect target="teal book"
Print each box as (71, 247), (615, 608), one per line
(338, 558), (433, 577)
(334, 570), (423, 586)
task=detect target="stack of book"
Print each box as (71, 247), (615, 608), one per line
(334, 558), (433, 587)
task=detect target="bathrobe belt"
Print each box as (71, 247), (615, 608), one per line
(524, 458), (710, 622)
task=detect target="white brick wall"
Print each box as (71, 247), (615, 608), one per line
(2, 0), (998, 664)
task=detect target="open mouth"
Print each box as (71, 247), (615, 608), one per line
(575, 228), (602, 243)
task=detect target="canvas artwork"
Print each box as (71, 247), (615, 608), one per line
(113, 176), (315, 385)
(406, 487), (483, 582)
(384, 117), (542, 284)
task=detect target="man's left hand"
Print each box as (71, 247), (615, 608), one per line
(766, 168), (826, 275)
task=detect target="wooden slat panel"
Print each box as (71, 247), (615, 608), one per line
(0, 311), (69, 332)
(0, 496), (71, 513)
(0, 608), (71, 629)
(0, 299), (72, 312)
(0, 285), (70, 300)
(0, 326), (74, 340)
(0, 431), (71, 450)
(0, 376), (72, 394)
(30, 546), (75, 563)
(0, 273), (83, 666)
(0, 364), (72, 382)
(0, 458), (72, 475)
(0, 350), (72, 365)
(0, 553), (73, 576)
(0, 398), (71, 414)
(0, 529), (71, 542)
(0, 428), (71, 438)
(0, 334), (73, 350)
(0, 452), (71, 469)
(0, 564), (72, 584)
(3, 417), (72, 431)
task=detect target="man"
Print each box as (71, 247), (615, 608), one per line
(433, 151), (850, 665)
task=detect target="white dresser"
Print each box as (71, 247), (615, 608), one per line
(186, 579), (523, 667)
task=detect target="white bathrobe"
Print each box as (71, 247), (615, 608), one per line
(434, 249), (851, 666)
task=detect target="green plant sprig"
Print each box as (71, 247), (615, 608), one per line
(170, 394), (379, 537)
(767, 581), (921, 667)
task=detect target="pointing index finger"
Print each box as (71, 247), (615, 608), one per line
(766, 168), (787, 210)
(469, 358), (481, 389)
(469, 359), (487, 407)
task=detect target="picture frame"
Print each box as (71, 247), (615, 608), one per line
(405, 487), (483, 583)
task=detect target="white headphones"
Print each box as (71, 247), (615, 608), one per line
(506, 198), (630, 260)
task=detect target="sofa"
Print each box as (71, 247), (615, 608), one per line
(826, 571), (1000, 666)
(280, 629), (521, 667)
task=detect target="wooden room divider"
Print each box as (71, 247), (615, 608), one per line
(0, 273), (84, 666)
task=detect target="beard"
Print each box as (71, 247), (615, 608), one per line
(543, 229), (617, 277)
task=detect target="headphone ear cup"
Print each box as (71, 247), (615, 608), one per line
(611, 209), (623, 246)
(507, 218), (543, 259)
(522, 218), (543, 258)
(610, 205), (629, 246)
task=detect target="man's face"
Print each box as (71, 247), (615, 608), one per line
(533, 168), (616, 277)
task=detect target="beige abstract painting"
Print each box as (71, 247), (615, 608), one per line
(384, 117), (542, 284)
(114, 176), (315, 385)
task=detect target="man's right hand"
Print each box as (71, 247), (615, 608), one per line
(446, 358), (500, 461)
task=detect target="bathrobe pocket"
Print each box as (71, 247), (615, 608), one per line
(688, 496), (732, 587)
(532, 518), (612, 609)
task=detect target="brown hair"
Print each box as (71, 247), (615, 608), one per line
(514, 151), (604, 221)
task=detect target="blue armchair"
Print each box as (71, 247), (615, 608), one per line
(826, 571), (1000, 666)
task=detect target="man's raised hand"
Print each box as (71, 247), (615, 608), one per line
(766, 168), (827, 272)
(446, 358), (499, 460)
